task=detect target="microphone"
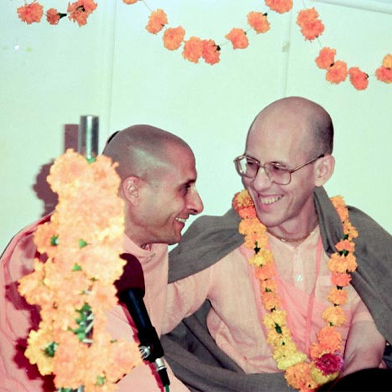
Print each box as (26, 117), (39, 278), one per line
(115, 253), (170, 388)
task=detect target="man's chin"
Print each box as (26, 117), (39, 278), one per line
(167, 233), (182, 246)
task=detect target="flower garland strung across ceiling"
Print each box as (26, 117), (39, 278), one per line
(16, 0), (392, 90)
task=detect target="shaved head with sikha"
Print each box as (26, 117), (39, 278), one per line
(103, 124), (193, 183)
(103, 124), (203, 247)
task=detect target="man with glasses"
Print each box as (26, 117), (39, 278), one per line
(160, 97), (392, 392)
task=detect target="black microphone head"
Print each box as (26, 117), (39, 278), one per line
(115, 253), (145, 296)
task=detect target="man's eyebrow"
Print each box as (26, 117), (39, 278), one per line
(245, 154), (288, 166)
(179, 178), (196, 187)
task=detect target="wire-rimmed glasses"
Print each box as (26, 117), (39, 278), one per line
(234, 154), (325, 185)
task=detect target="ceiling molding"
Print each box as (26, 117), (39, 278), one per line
(309, 0), (392, 14)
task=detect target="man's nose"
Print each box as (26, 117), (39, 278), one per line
(189, 190), (204, 215)
(252, 167), (272, 190)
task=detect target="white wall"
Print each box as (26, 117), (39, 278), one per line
(1, 0), (391, 252)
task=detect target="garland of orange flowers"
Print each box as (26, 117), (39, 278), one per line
(15, 0), (392, 90)
(18, 149), (141, 392)
(232, 189), (359, 392)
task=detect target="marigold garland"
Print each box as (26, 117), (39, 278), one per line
(14, 0), (392, 90)
(232, 189), (359, 392)
(18, 149), (141, 392)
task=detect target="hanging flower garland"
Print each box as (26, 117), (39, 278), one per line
(15, 0), (392, 89)
(17, 0), (98, 26)
(233, 189), (359, 392)
(18, 149), (141, 392)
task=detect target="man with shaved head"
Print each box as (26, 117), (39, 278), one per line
(0, 124), (203, 391)
(161, 97), (392, 391)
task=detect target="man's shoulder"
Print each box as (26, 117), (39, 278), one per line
(168, 209), (243, 283)
(1, 214), (51, 263)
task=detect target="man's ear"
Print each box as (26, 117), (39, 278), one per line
(122, 176), (141, 206)
(314, 154), (335, 187)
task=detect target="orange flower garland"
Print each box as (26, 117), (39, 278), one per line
(296, 8), (325, 41)
(233, 189), (359, 392)
(225, 28), (249, 50)
(18, 150), (141, 392)
(14, 0), (392, 90)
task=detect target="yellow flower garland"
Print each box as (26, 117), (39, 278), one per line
(233, 189), (359, 392)
(18, 150), (141, 392)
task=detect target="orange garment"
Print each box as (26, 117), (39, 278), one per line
(0, 217), (189, 392)
(163, 227), (373, 374)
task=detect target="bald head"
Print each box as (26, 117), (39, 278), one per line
(102, 124), (193, 182)
(249, 96), (334, 157)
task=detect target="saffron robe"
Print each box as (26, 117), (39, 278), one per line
(161, 186), (392, 392)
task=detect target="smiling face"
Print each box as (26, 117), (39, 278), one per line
(126, 143), (203, 247)
(103, 124), (204, 248)
(242, 97), (333, 238)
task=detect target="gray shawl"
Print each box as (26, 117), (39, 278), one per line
(161, 187), (392, 392)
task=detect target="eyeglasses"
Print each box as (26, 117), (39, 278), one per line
(233, 154), (325, 185)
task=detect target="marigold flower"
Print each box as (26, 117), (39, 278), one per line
(348, 67), (369, 91)
(238, 206), (257, 219)
(239, 217), (265, 237)
(163, 26), (185, 51)
(310, 327), (342, 358)
(326, 60), (348, 84)
(105, 340), (141, 382)
(261, 291), (281, 310)
(330, 196), (348, 219)
(285, 361), (317, 390)
(251, 249), (273, 266)
(25, 328), (55, 375)
(260, 278), (278, 292)
(68, 0), (97, 27)
(18, 259), (46, 304)
(17, 1), (44, 24)
(276, 349), (308, 370)
(34, 222), (59, 257)
(247, 12), (270, 34)
(46, 9), (65, 25)
(265, 0), (293, 14)
(375, 66), (392, 84)
(315, 47), (336, 70)
(255, 263), (276, 280)
(328, 252), (357, 274)
(263, 310), (287, 329)
(331, 272), (351, 287)
(146, 9), (167, 34)
(322, 306), (346, 327)
(266, 324), (291, 346)
(233, 190), (254, 209)
(225, 28), (249, 49)
(202, 39), (220, 65)
(327, 287), (348, 306)
(182, 36), (203, 63)
(53, 332), (88, 389)
(342, 221), (358, 240)
(382, 54), (392, 68)
(335, 239), (355, 253)
(297, 8), (325, 41)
